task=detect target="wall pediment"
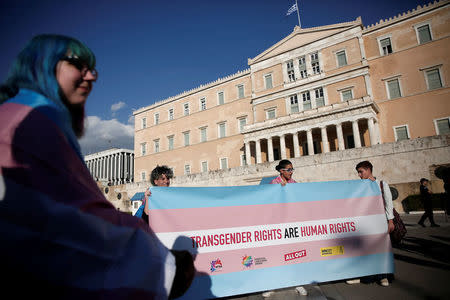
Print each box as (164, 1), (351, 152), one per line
(249, 19), (361, 65)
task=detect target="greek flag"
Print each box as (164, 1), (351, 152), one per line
(286, 3), (297, 16)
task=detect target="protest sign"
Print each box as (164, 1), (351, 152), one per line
(148, 180), (394, 299)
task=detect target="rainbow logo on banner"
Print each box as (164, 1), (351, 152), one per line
(148, 180), (394, 299)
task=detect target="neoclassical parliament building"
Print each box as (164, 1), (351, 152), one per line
(133, 1), (449, 182)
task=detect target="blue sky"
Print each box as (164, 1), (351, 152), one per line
(0, 0), (431, 154)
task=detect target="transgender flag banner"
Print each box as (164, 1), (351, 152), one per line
(148, 179), (394, 299)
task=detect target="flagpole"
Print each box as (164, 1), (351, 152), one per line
(296, 0), (301, 28)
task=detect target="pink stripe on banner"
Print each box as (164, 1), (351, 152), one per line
(193, 233), (391, 276)
(149, 196), (383, 233)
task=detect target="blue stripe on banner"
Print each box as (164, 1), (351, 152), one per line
(149, 179), (381, 210)
(179, 252), (394, 299)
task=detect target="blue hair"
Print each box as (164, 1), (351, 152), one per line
(0, 34), (96, 106)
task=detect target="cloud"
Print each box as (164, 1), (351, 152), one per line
(111, 101), (126, 112)
(79, 116), (134, 155)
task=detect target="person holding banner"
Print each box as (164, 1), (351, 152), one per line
(262, 160), (308, 297)
(0, 34), (193, 299)
(346, 160), (394, 287)
(141, 165), (174, 224)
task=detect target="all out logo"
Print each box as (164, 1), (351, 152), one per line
(284, 249), (307, 261)
(210, 258), (223, 272)
(241, 255), (253, 268)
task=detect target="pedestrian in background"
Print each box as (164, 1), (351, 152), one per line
(418, 178), (440, 227)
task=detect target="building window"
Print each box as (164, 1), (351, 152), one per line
(237, 84), (244, 99)
(183, 131), (190, 146)
(200, 97), (206, 111)
(141, 171), (146, 181)
(394, 125), (409, 141)
(140, 142), (146, 156)
(200, 127), (207, 142)
(287, 60), (295, 82)
(220, 158), (228, 170)
(240, 154), (247, 166)
(266, 108), (276, 120)
(141, 117), (147, 129)
(341, 89), (353, 101)
(299, 56), (308, 78)
(435, 118), (450, 135)
(386, 78), (401, 99)
(218, 122), (226, 138)
(315, 87), (324, 107)
(184, 164), (191, 175)
(264, 74), (273, 89)
(183, 103), (190, 116)
(311, 52), (320, 74)
(336, 50), (347, 67)
(168, 135), (174, 150)
(302, 91), (311, 110)
(218, 91), (224, 105)
(168, 108), (174, 120)
(238, 117), (247, 132)
(154, 113), (159, 125)
(425, 68), (443, 90)
(201, 161), (208, 173)
(379, 37), (393, 55)
(290, 94), (299, 113)
(154, 139), (160, 153)
(416, 24), (432, 44)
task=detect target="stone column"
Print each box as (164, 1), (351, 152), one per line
(245, 142), (252, 165)
(118, 152), (122, 184)
(336, 123), (345, 151)
(279, 134), (287, 159)
(307, 129), (314, 155)
(255, 139), (262, 164)
(130, 154), (134, 182)
(293, 132), (300, 158)
(321, 126), (330, 153)
(267, 137), (274, 162)
(352, 120), (362, 148)
(368, 118), (376, 146)
(375, 120), (381, 144)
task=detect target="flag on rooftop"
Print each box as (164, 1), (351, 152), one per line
(286, 3), (298, 16)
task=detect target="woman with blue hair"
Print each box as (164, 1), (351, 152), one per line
(0, 34), (194, 299)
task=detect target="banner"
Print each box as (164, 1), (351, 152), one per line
(148, 180), (394, 299)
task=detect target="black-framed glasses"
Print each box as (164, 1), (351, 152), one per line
(62, 55), (98, 80)
(281, 168), (294, 172)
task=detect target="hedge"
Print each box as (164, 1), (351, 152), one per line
(401, 193), (448, 213)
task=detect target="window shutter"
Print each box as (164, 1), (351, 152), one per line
(380, 38), (390, 48)
(418, 25), (431, 43)
(388, 80), (401, 99)
(396, 127), (408, 141)
(337, 52), (347, 67)
(427, 69), (442, 90)
(437, 119), (450, 135)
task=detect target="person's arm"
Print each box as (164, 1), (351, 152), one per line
(381, 181), (395, 233)
(144, 187), (151, 215)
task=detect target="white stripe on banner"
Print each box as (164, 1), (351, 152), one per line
(156, 214), (387, 253)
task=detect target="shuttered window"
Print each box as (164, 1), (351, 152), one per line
(264, 74), (273, 89)
(395, 126), (409, 141)
(426, 69), (442, 90)
(387, 79), (401, 99)
(342, 89), (353, 101)
(417, 25), (432, 44)
(436, 119), (450, 135)
(336, 51), (347, 67)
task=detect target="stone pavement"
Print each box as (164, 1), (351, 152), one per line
(221, 213), (450, 300)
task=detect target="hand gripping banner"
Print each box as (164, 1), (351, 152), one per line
(148, 180), (394, 299)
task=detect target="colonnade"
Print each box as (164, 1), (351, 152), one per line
(244, 117), (380, 165)
(85, 150), (134, 184)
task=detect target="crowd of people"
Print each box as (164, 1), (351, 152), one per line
(0, 34), (445, 299)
